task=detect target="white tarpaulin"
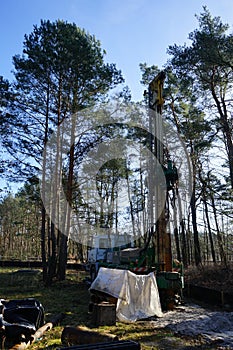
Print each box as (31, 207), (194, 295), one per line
(90, 267), (163, 322)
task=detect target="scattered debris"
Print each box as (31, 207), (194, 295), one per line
(0, 298), (44, 347)
(8, 313), (64, 350)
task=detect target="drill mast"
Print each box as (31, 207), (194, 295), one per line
(148, 71), (173, 272)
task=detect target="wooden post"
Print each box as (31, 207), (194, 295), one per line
(221, 290), (224, 307)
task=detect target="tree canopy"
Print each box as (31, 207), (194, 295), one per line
(168, 6), (233, 189)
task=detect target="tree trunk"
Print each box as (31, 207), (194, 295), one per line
(190, 191), (202, 266)
(210, 192), (228, 267)
(46, 221), (57, 285)
(173, 188), (181, 261)
(126, 166), (136, 239)
(57, 113), (76, 281)
(210, 80), (233, 189)
(41, 205), (47, 282)
(177, 189), (188, 267)
(41, 81), (50, 283)
(202, 196), (216, 263)
(198, 170), (216, 264)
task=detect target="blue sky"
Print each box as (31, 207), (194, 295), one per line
(1, 0), (233, 101)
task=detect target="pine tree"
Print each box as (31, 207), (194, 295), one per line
(2, 20), (123, 283)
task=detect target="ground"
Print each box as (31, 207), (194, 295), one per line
(0, 266), (232, 349)
(184, 264), (233, 294)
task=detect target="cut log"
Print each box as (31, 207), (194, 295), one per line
(57, 339), (141, 350)
(61, 326), (118, 346)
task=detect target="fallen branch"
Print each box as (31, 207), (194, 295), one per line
(8, 313), (65, 350)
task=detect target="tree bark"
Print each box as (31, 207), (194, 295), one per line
(41, 81), (50, 283)
(203, 198), (216, 263)
(57, 113), (75, 281)
(209, 191), (227, 267)
(198, 170), (216, 264)
(173, 188), (181, 262)
(190, 190), (202, 266)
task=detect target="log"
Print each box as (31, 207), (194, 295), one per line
(61, 326), (118, 346)
(58, 340), (141, 350)
(8, 313), (65, 350)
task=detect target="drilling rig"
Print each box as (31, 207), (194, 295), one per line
(87, 72), (183, 310)
(147, 71), (182, 308)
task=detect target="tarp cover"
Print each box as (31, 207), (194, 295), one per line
(90, 267), (163, 322)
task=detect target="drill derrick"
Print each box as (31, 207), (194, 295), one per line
(148, 71), (176, 272)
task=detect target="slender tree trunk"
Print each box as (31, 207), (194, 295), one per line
(126, 166), (136, 239)
(209, 192), (228, 267)
(202, 197), (216, 263)
(180, 219), (188, 266)
(41, 205), (47, 282)
(189, 149), (202, 266)
(177, 190), (188, 266)
(198, 170), (216, 264)
(46, 77), (63, 285)
(57, 113), (76, 281)
(46, 221), (57, 284)
(190, 190), (202, 266)
(173, 188), (181, 261)
(108, 170), (116, 229)
(41, 81), (50, 283)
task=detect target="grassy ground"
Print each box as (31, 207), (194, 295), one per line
(0, 268), (210, 349)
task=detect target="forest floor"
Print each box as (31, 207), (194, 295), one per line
(184, 263), (233, 293)
(0, 266), (232, 349)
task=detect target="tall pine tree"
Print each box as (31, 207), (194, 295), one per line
(2, 20), (123, 283)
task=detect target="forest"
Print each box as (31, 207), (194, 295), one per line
(0, 7), (232, 285)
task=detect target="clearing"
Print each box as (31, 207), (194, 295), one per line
(0, 267), (232, 349)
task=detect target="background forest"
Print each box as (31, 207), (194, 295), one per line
(0, 7), (232, 284)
